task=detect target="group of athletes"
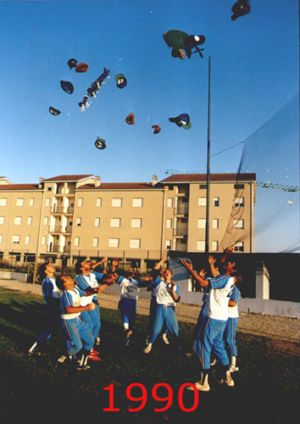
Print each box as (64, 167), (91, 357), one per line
(27, 247), (241, 392)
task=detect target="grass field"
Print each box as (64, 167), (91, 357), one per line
(0, 287), (299, 424)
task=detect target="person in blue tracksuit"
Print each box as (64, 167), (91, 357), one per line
(224, 282), (241, 372)
(110, 259), (151, 347)
(56, 275), (97, 370)
(75, 258), (112, 360)
(180, 256), (238, 392)
(28, 264), (61, 355)
(144, 268), (181, 354)
(146, 254), (169, 345)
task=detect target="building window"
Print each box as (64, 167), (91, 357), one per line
(213, 197), (220, 207)
(131, 218), (142, 228)
(0, 235), (3, 244)
(234, 197), (244, 207)
(167, 198), (173, 208)
(12, 235), (20, 244)
(77, 198), (83, 207)
(212, 241), (218, 251)
(25, 236), (31, 245)
(234, 241), (244, 252)
(0, 198), (7, 207)
(130, 239), (141, 249)
(109, 238), (119, 248)
(27, 216), (32, 225)
(74, 237), (80, 247)
(93, 237), (99, 248)
(233, 219), (244, 229)
(41, 236), (46, 245)
(166, 218), (172, 228)
(0, 217), (5, 224)
(166, 240), (171, 249)
(197, 219), (206, 229)
(199, 184), (206, 189)
(43, 217), (48, 226)
(94, 217), (100, 227)
(29, 198), (34, 206)
(198, 197), (207, 206)
(16, 198), (24, 207)
(47, 187), (52, 191)
(75, 217), (81, 226)
(96, 198), (102, 207)
(112, 198), (122, 207)
(132, 198), (143, 207)
(197, 240), (205, 251)
(14, 216), (22, 225)
(212, 219), (219, 229)
(110, 218), (121, 228)
(234, 184), (244, 189)
(45, 198), (50, 207)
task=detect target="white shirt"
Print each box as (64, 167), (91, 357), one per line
(203, 275), (235, 321)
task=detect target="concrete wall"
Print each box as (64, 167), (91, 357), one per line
(0, 271), (28, 282)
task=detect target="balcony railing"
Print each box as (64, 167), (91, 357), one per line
(175, 206), (189, 216)
(49, 225), (72, 234)
(51, 206), (74, 214)
(48, 244), (71, 253)
(173, 228), (188, 237)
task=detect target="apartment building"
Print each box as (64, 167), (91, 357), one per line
(0, 173), (256, 270)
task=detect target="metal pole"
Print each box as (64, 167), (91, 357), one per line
(205, 56), (211, 253)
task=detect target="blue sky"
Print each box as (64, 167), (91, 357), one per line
(0, 0), (298, 183)
(0, 0), (299, 251)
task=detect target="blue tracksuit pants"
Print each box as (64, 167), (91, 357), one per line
(60, 316), (94, 356)
(149, 304), (179, 344)
(192, 313), (229, 370)
(224, 317), (239, 357)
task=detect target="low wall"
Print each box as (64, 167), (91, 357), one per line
(239, 298), (300, 319)
(0, 271), (28, 282)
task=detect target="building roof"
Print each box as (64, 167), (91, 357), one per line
(42, 174), (94, 182)
(79, 182), (161, 190)
(0, 184), (40, 191)
(160, 173), (256, 183)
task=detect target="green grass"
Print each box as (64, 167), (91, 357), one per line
(0, 287), (299, 423)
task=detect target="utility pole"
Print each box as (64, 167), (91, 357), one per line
(205, 56), (211, 253)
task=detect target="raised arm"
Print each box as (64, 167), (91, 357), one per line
(179, 259), (209, 287)
(208, 255), (220, 278)
(154, 251), (168, 270)
(91, 257), (107, 270)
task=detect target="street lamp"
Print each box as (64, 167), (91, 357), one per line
(205, 56), (211, 253)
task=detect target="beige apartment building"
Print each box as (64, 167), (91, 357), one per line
(0, 173), (255, 270)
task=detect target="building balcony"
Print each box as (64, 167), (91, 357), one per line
(51, 206), (74, 214)
(48, 244), (71, 254)
(175, 206), (189, 216)
(173, 228), (188, 238)
(49, 225), (72, 234)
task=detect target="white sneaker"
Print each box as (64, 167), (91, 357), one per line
(219, 370), (235, 387)
(144, 343), (152, 354)
(56, 354), (67, 364)
(188, 374), (210, 392)
(229, 365), (239, 373)
(162, 333), (170, 345)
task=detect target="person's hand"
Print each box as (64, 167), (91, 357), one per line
(199, 268), (207, 279)
(87, 303), (96, 311)
(179, 258), (192, 269)
(208, 255), (216, 265)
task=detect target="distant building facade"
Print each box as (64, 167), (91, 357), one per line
(0, 173), (255, 270)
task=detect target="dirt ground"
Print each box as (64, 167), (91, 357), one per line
(1, 278), (299, 351)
